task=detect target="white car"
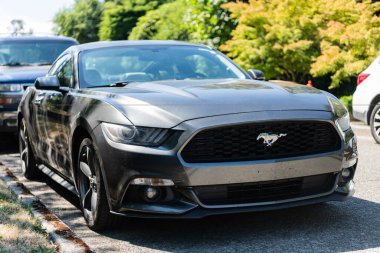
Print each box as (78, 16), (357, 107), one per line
(353, 54), (380, 143)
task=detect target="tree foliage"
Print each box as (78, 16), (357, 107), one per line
(98, 0), (170, 41)
(54, 0), (380, 93)
(129, 0), (189, 40)
(310, 0), (380, 89)
(54, 0), (102, 43)
(221, 0), (322, 82)
(184, 0), (242, 48)
(222, 0), (380, 88)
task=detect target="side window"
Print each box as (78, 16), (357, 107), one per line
(48, 55), (69, 75)
(57, 57), (73, 88)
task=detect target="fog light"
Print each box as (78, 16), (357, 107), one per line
(131, 178), (174, 186)
(143, 186), (161, 202)
(342, 167), (351, 179)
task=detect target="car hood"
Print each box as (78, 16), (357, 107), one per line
(84, 79), (333, 128)
(0, 65), (50, 84)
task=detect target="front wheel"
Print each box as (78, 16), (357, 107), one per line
(19, 118), (40, 179)
(370, 103), (380, 144)
(77, 138), (113, 231)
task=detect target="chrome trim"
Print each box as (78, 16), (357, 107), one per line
(190, 173), (340, 209)
(343, 158), (358, 169)
(38, 164), (78, 196)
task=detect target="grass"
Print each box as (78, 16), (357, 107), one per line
(0, 180), (56, 253)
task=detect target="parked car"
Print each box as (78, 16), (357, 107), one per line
(353, 54), (380, 143)
(18, 41), (358, 231)
(0, 36), (78, 132)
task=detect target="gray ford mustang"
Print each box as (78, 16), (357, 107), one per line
(18, 41), (358, 231)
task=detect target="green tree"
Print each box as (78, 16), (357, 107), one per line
(129, 0), (189, 40)
(185, 0), (244, 48)
(222, 0), (380, 91)
(99, 0), (170, 41)
(310, 0), (380, 89)
(221, 0), (322, 82)
(54, 0), (102, 43)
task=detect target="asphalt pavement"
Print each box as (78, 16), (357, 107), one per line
(1, 122), (380, 253)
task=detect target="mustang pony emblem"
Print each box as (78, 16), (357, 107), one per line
(257, 133), (287, 147)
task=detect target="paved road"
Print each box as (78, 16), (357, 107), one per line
(1, 122), (380, 253)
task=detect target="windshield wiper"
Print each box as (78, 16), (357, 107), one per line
(32, 62), (52, 66)
(87, 81), (133, 88)
(0, 62), (31, 66)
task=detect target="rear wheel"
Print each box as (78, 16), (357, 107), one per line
(370, 103), (380, 144)
(77, 138), (113, 231)
(19, 118), (40, 179)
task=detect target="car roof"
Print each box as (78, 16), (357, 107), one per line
(70, 40), (210, 52)
(0, 35), (78, 43)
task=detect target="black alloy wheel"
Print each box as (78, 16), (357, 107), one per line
(370, 103), (380, 144)
(19, 118), (39, 179)
(77, 138), (113, 231)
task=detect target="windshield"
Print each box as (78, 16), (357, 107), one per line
(0, 40), (76, 66)
(79, 45), (247, 88)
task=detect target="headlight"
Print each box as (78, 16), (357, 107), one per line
(328, 97), (350, 132)
(0, 84), (22, 92)
(101, 123), (171, 146)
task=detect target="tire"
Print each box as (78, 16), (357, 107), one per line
(19, 118), (40, 179)
(77, 138), (113, 231)
(370, 103), (380, 144)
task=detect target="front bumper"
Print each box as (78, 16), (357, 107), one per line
(0, 111), (18, 132)
(92, 110), (358, 218)
(112, 183), (354, 219)
(0, 92), (23, 132)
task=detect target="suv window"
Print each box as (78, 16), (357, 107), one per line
(57, 57), (73, 88)
(0, 40), (76, 66)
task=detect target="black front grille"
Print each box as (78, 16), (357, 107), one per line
(181, 121), (341, 163)
(194, 173), (336, 205)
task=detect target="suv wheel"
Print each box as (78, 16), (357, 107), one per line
(370, 103), (380, 144)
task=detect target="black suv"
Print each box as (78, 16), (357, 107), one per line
(0, 36), (77, 132)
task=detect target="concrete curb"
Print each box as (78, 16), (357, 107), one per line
(0, 164), (93, 253)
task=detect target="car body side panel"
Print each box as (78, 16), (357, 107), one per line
(19, 87), (135, 185)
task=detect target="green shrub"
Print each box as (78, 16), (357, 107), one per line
(339, 95), (353, 113)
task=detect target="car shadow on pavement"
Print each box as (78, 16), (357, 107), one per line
(95, 197), (380, 252)
(0, 133), (18, 154)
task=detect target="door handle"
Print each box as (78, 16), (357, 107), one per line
(33, 99), (42, 106)
(34, 93), (45, 106)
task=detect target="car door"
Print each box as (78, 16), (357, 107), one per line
(53, 56), (76, 178)
(37, 54), (73, 178)
(31, 55), (69, 167)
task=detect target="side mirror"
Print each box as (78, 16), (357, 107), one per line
(247, 69), (265, 81)
(35, 76), (60, 90)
